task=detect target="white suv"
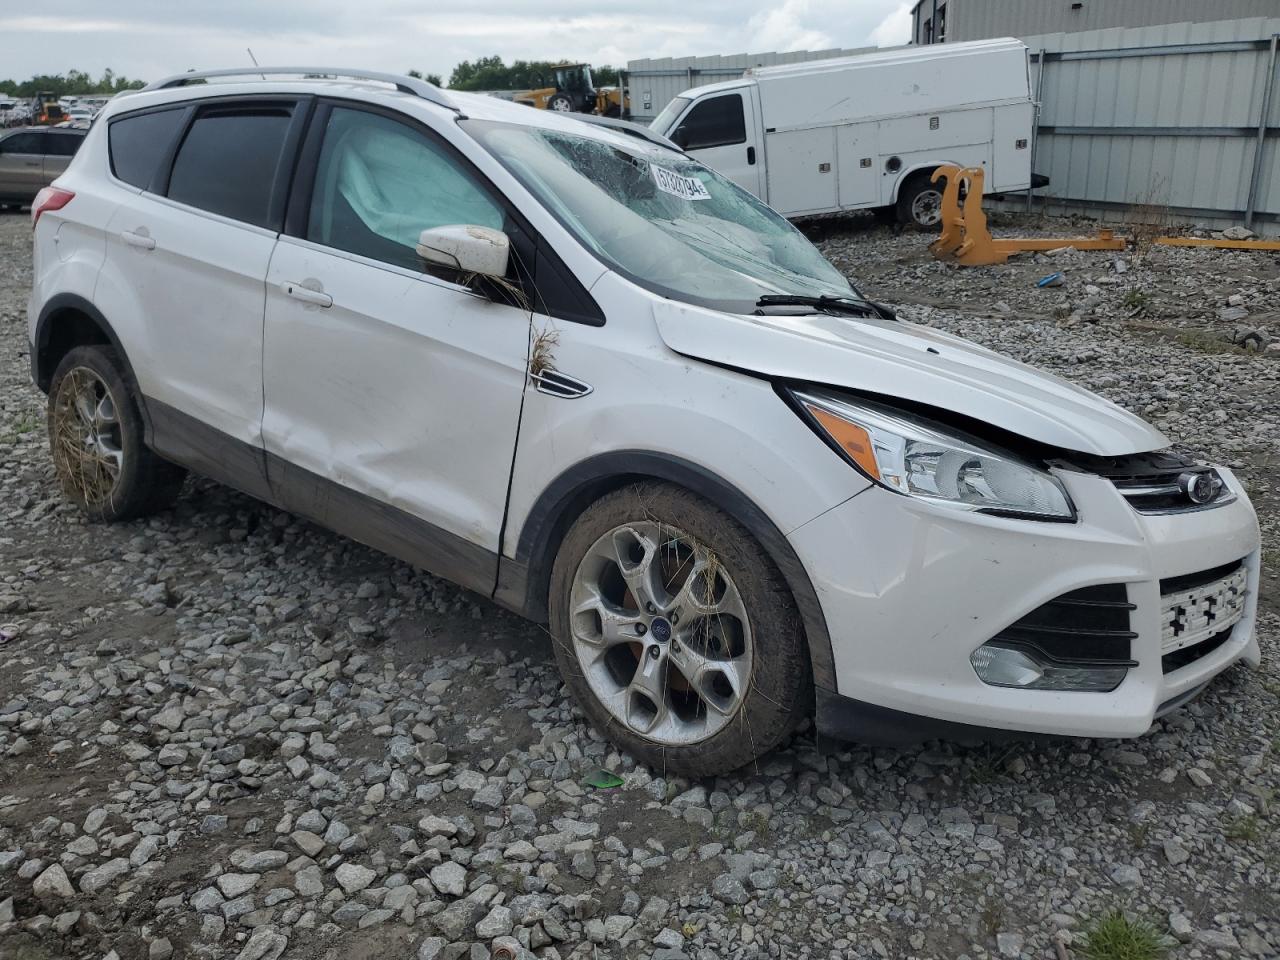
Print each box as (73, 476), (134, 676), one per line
(29, 68), (1261, 775)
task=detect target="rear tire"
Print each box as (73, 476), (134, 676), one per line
(549, 482), (811, 776)
(547, 93), (574, 112)
(47, 345), (187, 522)
(896, 171), (945, 228)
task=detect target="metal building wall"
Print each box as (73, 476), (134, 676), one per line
(624, 47), (871, 123)
(914, 0), (1280, 45)
(993, 17), (1280, 233)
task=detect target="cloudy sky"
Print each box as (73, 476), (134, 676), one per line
(2, 1), (913, 85)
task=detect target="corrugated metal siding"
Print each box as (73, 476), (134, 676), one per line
(990, 17), (1280, 232)
(624, 47), (871, 123)
(918, 0), (1280, 44)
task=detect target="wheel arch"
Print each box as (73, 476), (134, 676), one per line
(889, 162), (953, 205)
(496, 450), (837, 691)
(33, 294), (154, 438)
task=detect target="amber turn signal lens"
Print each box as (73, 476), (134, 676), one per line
(806, 404), (880, 479)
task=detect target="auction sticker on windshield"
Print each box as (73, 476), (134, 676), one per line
(651, 166), (712, 201)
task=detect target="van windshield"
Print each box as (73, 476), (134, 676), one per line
(650, 96), (690, 135)
(463, 119), (855, 313)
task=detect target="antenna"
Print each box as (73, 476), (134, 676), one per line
(247, 48), (265, 80)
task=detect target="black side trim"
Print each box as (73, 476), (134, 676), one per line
(146, 398), (498, 598)
(815, 688), (1051, 747)
(33, 294), (140, 401)
(498, 450), (836, 689)
(147, 398), (273, 503)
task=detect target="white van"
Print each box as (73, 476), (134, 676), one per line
(649, 38), (1037, 226)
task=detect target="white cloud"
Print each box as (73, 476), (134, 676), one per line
(870, 2), (914, 47)
(1, 1), (911, 84)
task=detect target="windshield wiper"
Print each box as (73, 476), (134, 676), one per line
(754, 294), (895, 321)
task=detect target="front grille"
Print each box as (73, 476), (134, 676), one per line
(991, 583), (1137, 664)
(1162, 628), (1232, 674)
(1060, 450), (1234, 515)
(1159, 561), (1247, 672)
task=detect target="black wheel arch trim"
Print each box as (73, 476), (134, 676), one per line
(32, 293), (155, 426)
(495, 450), (837, 690)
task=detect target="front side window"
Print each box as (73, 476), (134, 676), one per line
(167, 105), (294, 228)
(674, 94), (746, 150)
(464, 120), (852, 312)
(307, 107), (504, 272)
(110, 108), (186, 189)
(0, 132), (44, 155)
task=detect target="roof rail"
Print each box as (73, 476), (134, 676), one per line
(140, 67), (457, 111)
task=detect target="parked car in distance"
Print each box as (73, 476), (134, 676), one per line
(649, 38), (1038, 227)
(0, 126), (86, 207)
(28, 69), (1260, 775)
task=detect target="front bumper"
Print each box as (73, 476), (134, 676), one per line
(789, 466), (1261, 742)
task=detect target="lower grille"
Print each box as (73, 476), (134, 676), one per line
(1159, 561), (1247, 672)
(991, 583), (1136, 665)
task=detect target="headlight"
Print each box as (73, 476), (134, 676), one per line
(793, 389), (1075, 521)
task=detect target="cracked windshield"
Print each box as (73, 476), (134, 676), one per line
(465, 120), (853, 309)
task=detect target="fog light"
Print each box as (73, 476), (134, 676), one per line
(970, 643), (1128, 692)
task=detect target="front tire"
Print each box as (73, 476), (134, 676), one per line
(549, 482), (811, 776)
(896, 171), (945, 228)
(47, 345), (186, 522)
(547, 93), (574, 112)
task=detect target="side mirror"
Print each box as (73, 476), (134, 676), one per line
(671, 127), (689, 149)
(416, 225), (509, 279)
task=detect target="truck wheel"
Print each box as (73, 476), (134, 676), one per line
(896, 172), (945, 228)
(47, 345), (187, 522)
(547, 93), (574, 112)
(549, 482), (812, 776)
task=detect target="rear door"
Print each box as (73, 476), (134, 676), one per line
(671, 90), (762, 198)
(100, 98), (308, 478)
(41, 129), (84, 184)
(0, 130), (48, 198)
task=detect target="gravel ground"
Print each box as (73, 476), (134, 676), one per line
(0, 209), (1277, 960)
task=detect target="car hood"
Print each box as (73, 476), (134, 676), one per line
(653, 301), (1168, 456)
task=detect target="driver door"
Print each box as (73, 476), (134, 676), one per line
(672, 91), (762, 198)
(261, 103), (531, 592)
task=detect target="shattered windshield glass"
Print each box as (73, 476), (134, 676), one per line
(463, 120), (854, 312)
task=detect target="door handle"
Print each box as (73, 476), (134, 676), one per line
(122, 230), (156, 250)
(25, 161), (41, 167)
(283, 281), (333, 308)
(747, 146), (756, 165)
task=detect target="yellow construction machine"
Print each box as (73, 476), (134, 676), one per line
(514, 63), (628, 116)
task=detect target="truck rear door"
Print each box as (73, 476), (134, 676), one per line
(670, 88), (762, 198)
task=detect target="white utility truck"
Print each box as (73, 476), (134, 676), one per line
(648, 38), (1037, 226)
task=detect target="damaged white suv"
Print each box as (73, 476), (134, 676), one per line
(29, 69), (1260, 775)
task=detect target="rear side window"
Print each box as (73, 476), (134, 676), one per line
(109, 108), (186, 189)
(0, 132), (44, 154)
(167, 106), (294, 228)
(675, 94), (746, 150)
(45, 133), (84, 158)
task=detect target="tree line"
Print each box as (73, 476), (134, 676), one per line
(2, 59), (622, 99)
(0, 70), (145, 98)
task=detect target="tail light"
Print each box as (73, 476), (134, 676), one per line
(32, 186), (75, 229)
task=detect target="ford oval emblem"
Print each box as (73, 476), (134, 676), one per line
(1178, 471), (1222, 505)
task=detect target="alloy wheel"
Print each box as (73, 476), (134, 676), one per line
(568, 521), (753, 745)
(50, 366), (124, 505)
